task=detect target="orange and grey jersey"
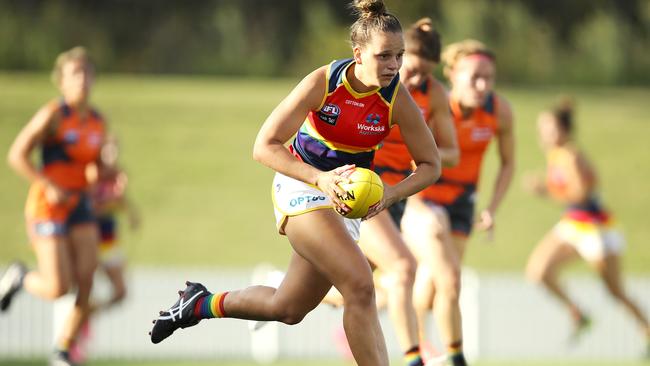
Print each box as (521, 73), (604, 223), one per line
(291, 58), (400, 171)
(41, 101), (105, 190)
(418, 93), (500, 204)
(373, 75), (434, 185)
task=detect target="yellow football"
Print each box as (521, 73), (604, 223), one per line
(335, 167), (384, 219)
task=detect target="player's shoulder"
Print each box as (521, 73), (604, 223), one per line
(32, 99), (64, 131)
(40, 98), (65, 116)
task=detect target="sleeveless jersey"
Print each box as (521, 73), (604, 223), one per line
(373, 76), (434, 185)
(291, 58), (400, 171)
(42, 101), (105, 190)
(418, 93), (499, 204)
(546, 147), (608, 223)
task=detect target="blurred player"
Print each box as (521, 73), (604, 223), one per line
(1, 46), (106, 366)
(524, 99), (650, 353)
(149, 1), (441, 365)
(322, 17), (458, 366)
(401, 40), (515, 366)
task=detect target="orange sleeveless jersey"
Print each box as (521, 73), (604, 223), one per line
(41, 101), (106, 190)
(373, 76), (434, 185)
(418, 93), (499, 204)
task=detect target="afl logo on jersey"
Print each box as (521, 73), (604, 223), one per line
(318, 103), (341, 126)
(63, 130), (80, 144)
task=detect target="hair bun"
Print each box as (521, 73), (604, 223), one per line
(415, 17), (433, 32)
(352, 0), (386, 18)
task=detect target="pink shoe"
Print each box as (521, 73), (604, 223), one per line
(69, 320), (92, 364)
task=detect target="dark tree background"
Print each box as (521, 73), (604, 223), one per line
(0, 0), (647, 84)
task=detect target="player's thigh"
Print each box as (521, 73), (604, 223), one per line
(403, 200), (450, 256)
(358, 210), (414, 272)
(588, 254), (625, 296)
(527, 230), (577, 275)
(68, 223), (99, 279)
(284, 209), (374, 296)
(31, 235), (73, 289)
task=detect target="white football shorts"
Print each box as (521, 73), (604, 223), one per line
(554, 218), (625, 261)
(271, 172), (361, 242)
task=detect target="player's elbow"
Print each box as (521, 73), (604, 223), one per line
(7, 147), (23, 172)
(252, 140), (267, 164)
(421, 159), (441, 185)
(443, 149), (460, 168)
(432, 155), (442, 182)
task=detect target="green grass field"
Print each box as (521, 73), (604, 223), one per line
(2, 359), (649, 366)
(0, 73), (649, 273)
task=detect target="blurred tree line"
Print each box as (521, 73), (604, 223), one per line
(0, 0), (647, 84)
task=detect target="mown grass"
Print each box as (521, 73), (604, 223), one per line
(0, 73), (648, 273)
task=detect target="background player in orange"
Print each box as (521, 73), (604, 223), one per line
(401, 40), (515, 366)
(323, 17), (458, 366)
(1, 46), (106, 366)
(149, 1), (441, 365)
(524, 99), (650, 352)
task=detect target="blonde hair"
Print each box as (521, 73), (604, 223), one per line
(441, 39), (495, 78)
(51, 46), (94, 85)
(349, 0), (402, 48)
(405, 17), (441, 62)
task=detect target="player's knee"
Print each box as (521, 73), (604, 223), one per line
(389, 255), (417, 288)
(45, 279), (71, 299)
(603, 282), (624, 299)
(113, 287), (127, 304)
(437, 268), (461, 301)
(526, 263), (547, 284)
(276, 306), (308, 325)
(341, 277), (375, 308)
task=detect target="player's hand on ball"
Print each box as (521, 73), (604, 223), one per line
(363, 184), (395, 220)
(316, 164), (356, 215)
(333, 167), (384, 219)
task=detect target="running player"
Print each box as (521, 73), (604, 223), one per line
(401, 40), (515, 366)
(524, 99), (650, 353)
(149, 2), (441, 365)
(1, 46), (106, 366)
(326, 17), (458, 366)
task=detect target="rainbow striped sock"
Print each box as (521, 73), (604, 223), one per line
(404, 345), (424, 366)
(448, 340), (467, 366)
(193, 292), (228, 319)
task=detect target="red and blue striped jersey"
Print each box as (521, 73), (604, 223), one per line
(291, 58), (400, 171)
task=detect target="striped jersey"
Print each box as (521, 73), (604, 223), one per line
(291, 58), (400, 171)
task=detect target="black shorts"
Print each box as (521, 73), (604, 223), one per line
(439, 185), (476, 237)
